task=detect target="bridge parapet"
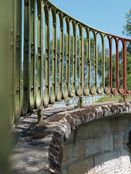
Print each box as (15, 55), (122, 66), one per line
(12, 102), (131, 173)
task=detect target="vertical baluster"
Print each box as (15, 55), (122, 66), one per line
(90, 31), (96, 95)
(109, 37), (112, 92)
(48, 10), (53, 103)
(94, 33), (98, 91)
(88, 31), (91, 91)
(111, 39), (117, 94)
(65, 18), (68, 98)
(71, 22), (76, 96)
(20, 0), (24, 115)
(28, 0), (31, 110)
(74, 23), (78, 95)
(50, 9), (56, 103)
(67, 19), (71, 97)
(83, 29), (89, 96)
(123, 40), (127, 94)
(47, 7), (50, 105)
(28, 0), (35, 110)
(36, 1), (42, 107)
(14, 0), (24, 118)
(77, 25), (82, 96)
(81, 26), (84, 95)
(102, 35), (105, 90)
(43, 5), (50, 106)
(96, 33), (103, 94)
(75, 24), (79, 96)
(54, 13), (57, 100)
(59, 15), (63, 99)
(13, 0), (17, 119)
(22, 0), (29, 114)
(41, 1), (45, 105)
(70, 22), (74, 97)
(13, 0), (16, 119)
(127, 40), (131, 93)
(65, 19), (68, 97)
(56, 14), (63, 100)
(115, 39), (119, 91)
(34, 0), (38, 106)
(61, 16), (65, 99)
(14, 0), (17, 118)
(68, 22), (74, 97)
(64, 19), (69, 98)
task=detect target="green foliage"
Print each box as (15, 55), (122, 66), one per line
(123, 8), (131, 37)
(127, 52), (131, 89)
(123, 9), (131, 89)
(96, 95), (131, 103)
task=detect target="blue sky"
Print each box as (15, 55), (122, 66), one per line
(51, 0), (131, 39)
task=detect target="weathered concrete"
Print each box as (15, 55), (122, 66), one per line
(11, 102), (131, 174)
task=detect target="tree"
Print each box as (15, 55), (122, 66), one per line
(123, 8), (131, 89)
(123, 8), (131, 37)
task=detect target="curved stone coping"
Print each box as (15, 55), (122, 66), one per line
(11, 102), (131, 174)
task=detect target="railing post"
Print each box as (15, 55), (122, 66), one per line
(74, 24), (77, 95)
(50, 9), (56, 103)
(0, 0), (17, 172)
(60, 15), (64, 99)
(36, 0), (43, 107)
(109, 37), (112, 91)
(65, 18), (70, 98)
(88, 31), (91, 90)
(71, 22), (76, 96)
(43, 5), (50, 106)
(83, 29), (90, 96)
(54, 13), (57, 100)
(94, 33), (98, 89)
(22, 0), (29, 114)
(78, 25), (83, 96)
(102, 35), (105, 89)
(123, 40), (127, 94)
(81, 26), (84, 94)
(29, 0), (35, 109)
(115, 39), (120, 91)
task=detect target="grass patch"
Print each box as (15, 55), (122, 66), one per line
(96, 95), (131, 103)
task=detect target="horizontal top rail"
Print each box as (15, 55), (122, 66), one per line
(46, 0), (131, 42)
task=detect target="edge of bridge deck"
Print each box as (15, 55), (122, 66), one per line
(11, 102), (131, 174)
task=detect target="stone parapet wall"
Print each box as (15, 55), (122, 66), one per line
(62, 117), (131, 174)
(11, 102), (131, 174)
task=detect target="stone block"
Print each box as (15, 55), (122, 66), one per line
(110, 118), (128, 133)
(101, 134), (113, 152)
(102, 117), (129, 134)
(85, 137), (102, 157)
(101, 119), (112, 134)
(62, 140), (85, 167)
(113, 133), (124, 153)
(68, 157), (93, 174)
(74, 141), (85, 160)
(62, 143), (77, 167)
(76, 120), (103, 140)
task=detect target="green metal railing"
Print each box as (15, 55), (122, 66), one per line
(11, 0), (131, 122)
